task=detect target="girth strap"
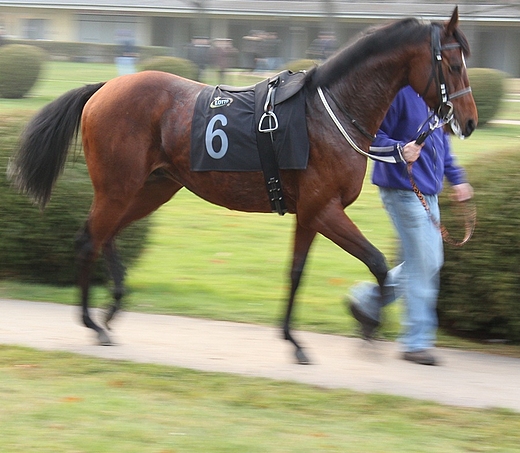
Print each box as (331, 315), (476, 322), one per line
(254, 77), (287, 215)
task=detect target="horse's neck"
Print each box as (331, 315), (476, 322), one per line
(330, 57), (410, 137)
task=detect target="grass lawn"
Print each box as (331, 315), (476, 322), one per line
(1, 345), (519, 453)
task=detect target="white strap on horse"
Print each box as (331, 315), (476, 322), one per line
(317, 86), (404, 163)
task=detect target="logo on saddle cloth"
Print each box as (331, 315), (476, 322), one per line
(210, 97), (233, 108)
(190, 71), (309, 171)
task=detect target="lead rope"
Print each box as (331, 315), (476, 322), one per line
(407, 162), (476, 246)
(407, 110), (476, 247)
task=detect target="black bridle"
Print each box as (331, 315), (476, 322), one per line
(416, 24), (472, 144)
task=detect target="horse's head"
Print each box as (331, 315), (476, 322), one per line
(410, 7), (478, 138)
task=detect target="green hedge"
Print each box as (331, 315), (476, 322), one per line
(0, 113), (150, 285)
(2, 39), (172, 63)
(279, 59), (317, 73)
(467, 68), (506, 127)
(0, 44), (46, 98)
(438, 148), (520, 343)
(139, 56), (198, 79)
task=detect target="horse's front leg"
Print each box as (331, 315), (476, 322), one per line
(283, 222), (317, 364)
(311, 203), (389, 332)
(315, 203), (388, 284)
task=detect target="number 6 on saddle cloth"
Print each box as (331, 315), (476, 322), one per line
(190, 70), (310, 214)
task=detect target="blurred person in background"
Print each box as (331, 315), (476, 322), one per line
(0, 26), (6, 47)
(115, 29), (138, 76)
(306, 31), (337, 61)
(210, 38), (238, 84)
(187, 36), (211, 81)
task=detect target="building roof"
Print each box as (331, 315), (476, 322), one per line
(1, 1), (520, 23)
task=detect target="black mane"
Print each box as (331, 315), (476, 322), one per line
(307, 18), (429, 88)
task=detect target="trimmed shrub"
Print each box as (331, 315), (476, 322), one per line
(139, 56), (197, 79)
(438, 148), (520, 343)
(467, 68), (506, 127)
(0, 113), (150, 285)
(0, 44), (46, 98)
(280, 59), (317, 73)
(3, 39), (172, 63)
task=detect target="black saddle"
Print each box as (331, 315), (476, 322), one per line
(218, 69), (307, 105)
(190, 70), (309, 215)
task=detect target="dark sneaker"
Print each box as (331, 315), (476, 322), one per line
(402, 350), (438, 366)
(347, 296), (380, 340)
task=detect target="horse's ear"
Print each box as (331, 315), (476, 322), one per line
(446, 6), (459, 34)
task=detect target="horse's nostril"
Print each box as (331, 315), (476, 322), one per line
(466, 119), (476, 137)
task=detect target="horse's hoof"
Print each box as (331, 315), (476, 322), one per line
(348, 297), (380, 340)
(295, 348), (311, 365)
(97, 330), (113, 346)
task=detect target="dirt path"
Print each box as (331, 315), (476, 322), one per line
(2, 298), (519, 412)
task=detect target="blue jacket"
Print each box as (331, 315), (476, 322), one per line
(371, 86), (467, 195)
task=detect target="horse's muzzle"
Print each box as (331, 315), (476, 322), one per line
(464, 118), (477, 138)
(451, 117), (477, 139)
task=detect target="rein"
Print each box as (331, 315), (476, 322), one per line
(317, 87), (368, 155)
(319, 87), (376, 141)
(317, 87), (405, 164)
(406, 163), (476, 246)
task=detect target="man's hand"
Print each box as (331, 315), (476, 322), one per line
(402, 141), (423, 164)
(452, 183), (474, 202)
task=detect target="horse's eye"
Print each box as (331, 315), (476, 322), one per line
(450, 65), (462, 74)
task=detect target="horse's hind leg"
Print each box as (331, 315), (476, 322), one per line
(75, 222), (112, 345)
(100, 176), (183, 330)
(102, 239), (125, 327)
(75, 199), (140, 345)
(283, 222), (317, 364)
(76, 175), (181, 345)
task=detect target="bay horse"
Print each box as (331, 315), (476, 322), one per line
(9, 8), (477, 364)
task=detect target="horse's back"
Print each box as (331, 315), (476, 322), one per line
(84, 71), (203, 122)
(82, 71), (202, 150)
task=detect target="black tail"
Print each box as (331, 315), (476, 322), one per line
(8, 82), (105, 209)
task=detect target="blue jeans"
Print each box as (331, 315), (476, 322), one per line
(350, 188), (443, 352)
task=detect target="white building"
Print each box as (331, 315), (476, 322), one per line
(1, 1), (520, 76)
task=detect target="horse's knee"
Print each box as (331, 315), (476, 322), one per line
(370, 249), (388, 287)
